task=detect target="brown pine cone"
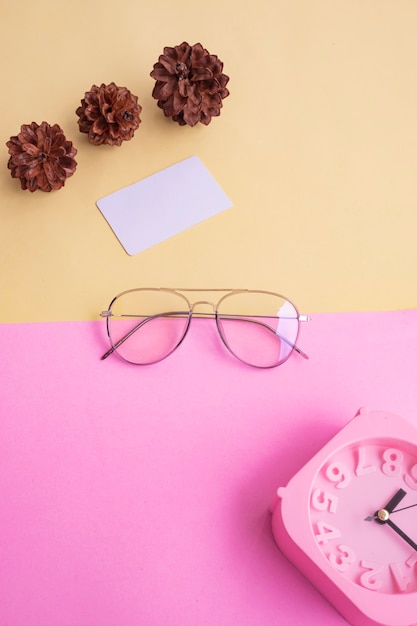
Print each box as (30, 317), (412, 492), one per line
(6, 121), (77, 192)
(150, 42), (230, 126)
(76, 82), (142, 146)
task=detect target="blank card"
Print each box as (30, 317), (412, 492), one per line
(96, 156), (232, 255)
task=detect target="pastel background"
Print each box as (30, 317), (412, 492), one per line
(1, 1), (417, 625)
(1, 311), (416, 626)
(1, 0), (417, 322)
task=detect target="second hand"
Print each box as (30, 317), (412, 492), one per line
(392, 502), (417, 514)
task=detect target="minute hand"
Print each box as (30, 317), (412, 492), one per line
(383, 518), (417, 551)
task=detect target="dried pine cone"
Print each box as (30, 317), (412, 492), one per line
(6, 121), (77, 192)
(150, 42), (230, 126)
(76, 82), (142, 146)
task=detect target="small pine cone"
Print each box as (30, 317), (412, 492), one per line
(6, 121), (77, 192)
(150, 42), (230, 126)
(76, 82), (142, 146)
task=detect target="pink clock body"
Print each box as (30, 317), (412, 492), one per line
(270, 408), (417, 626)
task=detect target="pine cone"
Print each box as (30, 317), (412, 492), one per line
(76, 82), (142, 146)
(6, 121), (77, 192)
(150, 42), (230, 126)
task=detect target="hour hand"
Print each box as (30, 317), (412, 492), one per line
(383, 488), (407, 514)
(364, 488), (407, 521)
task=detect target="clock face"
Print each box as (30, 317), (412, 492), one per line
(309, 438), (417, 595)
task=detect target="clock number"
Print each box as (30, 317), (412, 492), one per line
(315, 521), (341, 544)
(359, 560), (383, 590)
(355, 446), (376, 476)
(325, 461), (351, 488)
(406, 553), (417, 570)
(389, 555), (417, 592)
(311, 489), (338, 513)
(389, 560), (415, 592)
(381, 448), (403, 477)
(404, 464), (417, 490)
(328, 544), (356, 572)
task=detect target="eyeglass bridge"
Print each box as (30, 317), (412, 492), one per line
(189, 300), (217, 316)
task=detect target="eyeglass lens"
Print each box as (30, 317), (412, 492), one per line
(107, 289), (191, 365)
(216, 291), (299, 368)
(106, 289), (300, 368)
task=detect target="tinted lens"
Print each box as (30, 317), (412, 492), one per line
(108, 289), (190, 364)
(216, 291), (299, 368)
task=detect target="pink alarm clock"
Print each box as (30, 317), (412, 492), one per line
(270, 408), (417, 626)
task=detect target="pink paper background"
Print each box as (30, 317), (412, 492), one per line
(1, 310), (416, 626)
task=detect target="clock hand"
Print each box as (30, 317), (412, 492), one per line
(364, 488), (407, 521)
(366, 489), (417, 551)
(392, 502), (417, 514)
(381, 517), (417, 552)
(382, 488), (407, 513)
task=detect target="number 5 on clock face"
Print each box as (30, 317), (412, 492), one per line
(270, 408), (417, 626)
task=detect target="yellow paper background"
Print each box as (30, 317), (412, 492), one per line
(1, 0), (416, 323)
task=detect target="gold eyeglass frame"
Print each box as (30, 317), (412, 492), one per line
(100, 288), (311, 368)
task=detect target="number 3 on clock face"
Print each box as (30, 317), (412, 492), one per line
(270, 408), (417, 626)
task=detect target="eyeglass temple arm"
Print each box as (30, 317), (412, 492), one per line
(218, 314), (309, 360)
(100, 311), (188, 360)
(100, 314), (151, 359)
(295, 315), (310, 359)
(100, 311), (309, 361)
(292, 344), (309, 360)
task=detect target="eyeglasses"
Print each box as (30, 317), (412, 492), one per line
(100, 288), (310, 368)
